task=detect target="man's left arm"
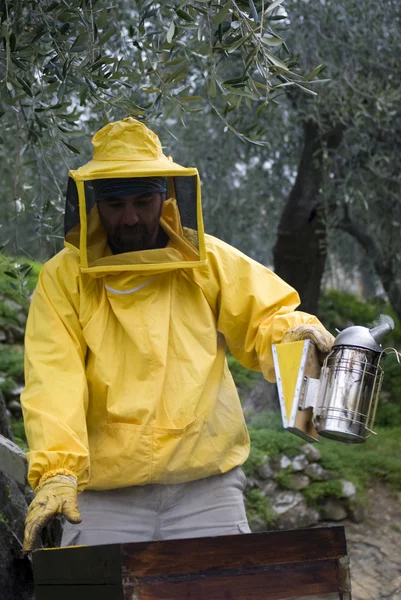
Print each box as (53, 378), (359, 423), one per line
(200, 237), (333, 382)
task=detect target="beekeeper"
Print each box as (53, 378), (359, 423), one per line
(21, 118), (334, 552)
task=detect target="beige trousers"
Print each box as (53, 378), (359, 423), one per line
(61, 467), (250, 547)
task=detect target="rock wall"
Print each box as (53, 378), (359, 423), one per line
(0, 433), (34, 600)
(245, 442), (366, 532)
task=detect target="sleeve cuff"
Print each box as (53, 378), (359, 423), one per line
(38, 468), (78, 487)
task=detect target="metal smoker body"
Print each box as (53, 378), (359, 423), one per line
(313, 322), (393, 443)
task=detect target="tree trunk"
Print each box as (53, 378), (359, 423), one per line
(273, 119), (343, 314)
(338, 206), (401, 323)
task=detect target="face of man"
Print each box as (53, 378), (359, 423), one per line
(98, 192), (165, 253)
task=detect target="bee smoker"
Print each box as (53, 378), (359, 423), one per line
(312, 320), (395, 443)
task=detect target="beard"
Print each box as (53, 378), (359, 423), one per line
(112, 223), (157, 253)
(98, 198), (164, 254)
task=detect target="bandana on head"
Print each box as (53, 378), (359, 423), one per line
(93, 177), (168, 201)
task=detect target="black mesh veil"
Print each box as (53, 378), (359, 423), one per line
(64, 174), (201, 268)
(172, 176), (197, 230)
(64, 178), (97, 236)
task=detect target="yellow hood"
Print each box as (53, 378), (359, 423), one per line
(65, 118), (206, 275)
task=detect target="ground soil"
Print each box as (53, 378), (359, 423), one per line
(344, 484), (401, 600)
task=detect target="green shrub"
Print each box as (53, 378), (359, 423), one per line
(303, 479), (344, 505)
(0, 345), (24, 378)
(0, 376), (17, 398)
(318, 289), (401, 345)
(0, 255), (41, 304)
(242, 446), (268, 479)
(226, 353), (260, 392)
(244, 488), (278, 528)
(248, 428), (304, 460)
(10, 417), (28, 451)
(318, 290), (380, 333)
(248, 411), (283, 431)
(375, 402), (401, 427)
(274, 467), (294, 489)
(0, 299), (21, 326)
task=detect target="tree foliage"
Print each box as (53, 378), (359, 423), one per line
(0, 0), (400, 323)
(0, 0), (322, 258)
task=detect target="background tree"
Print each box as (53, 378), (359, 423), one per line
(0, 0), (319, 259)
(272, 0), (401, 317)
(0, 0), (400, 324)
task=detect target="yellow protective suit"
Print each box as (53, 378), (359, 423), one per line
(21, 118), (323, 492)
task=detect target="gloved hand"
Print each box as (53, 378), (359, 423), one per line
(281, 324), (335, 357)
(22, 475), (82, 553)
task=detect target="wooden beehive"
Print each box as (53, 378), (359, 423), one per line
(33, 525), (351, 599)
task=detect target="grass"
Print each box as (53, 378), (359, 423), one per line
(317, 427), (401, 490)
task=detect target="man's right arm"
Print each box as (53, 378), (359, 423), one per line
(21, 251), (90, 494)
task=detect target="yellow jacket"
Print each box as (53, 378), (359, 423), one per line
(21, 119), (322, 492)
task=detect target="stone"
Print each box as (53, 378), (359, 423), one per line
(304, 463), (334, 481)
(0, 472), (28, 541)
(277, 502), (320, 530)
(301, 443), (322, 462)
(260, 480), (278, 496)
(279, 455), (292, 470)
(0, 472), (33, 599)
(347, 501), (368, 523)
(16, 311), (27, 327)
(341, 479), (356, 499)
(320, 498), (348, 521)
(291, 454), (309, 472)
(7, 399), (22, 417)
(242, 379), (280, 415)
(271, 490), (304, 515)
(287, 473), (310, 490)
(6, 324), (25, 343)
(245, 476), (263, 490)
(2, 299), (22, 313)
(256, 457), (273, 480)
(0, 521), (34, 600)
(9, 384), (24, 398)
(247, 513), (267, 533)
(0, 434), (28, 485)
(0, 393), (14, 444)
(0, 329), (6, 342)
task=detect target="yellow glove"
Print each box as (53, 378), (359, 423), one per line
(281, 324), (335, 356)
(22, 475), (82, 553)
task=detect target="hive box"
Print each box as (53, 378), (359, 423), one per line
(33, 525), (351, 599)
